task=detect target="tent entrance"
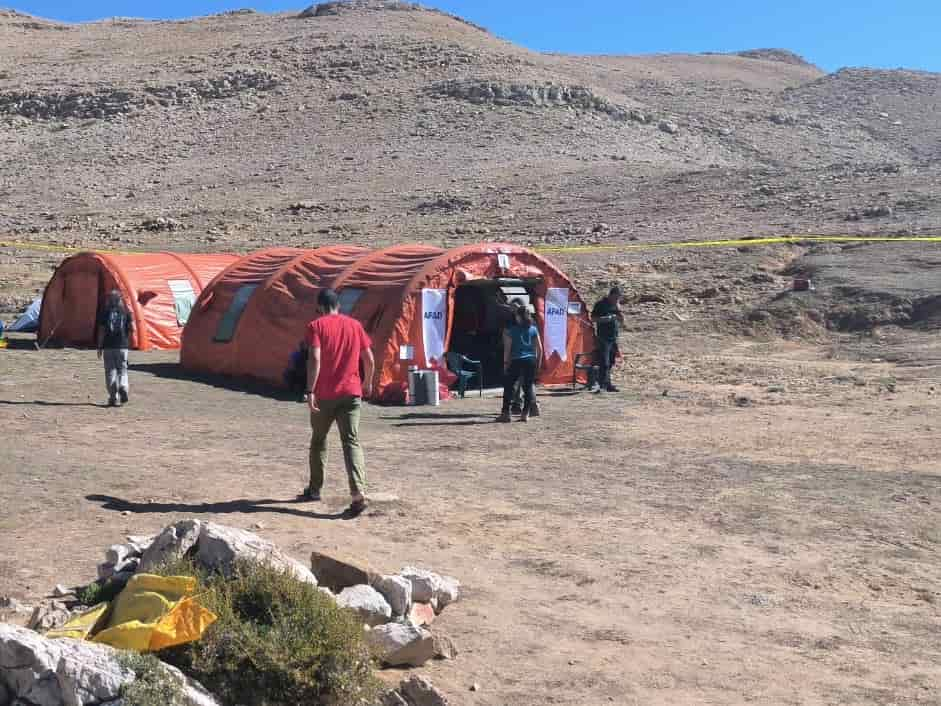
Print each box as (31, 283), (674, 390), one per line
(448, 279), (539, 389)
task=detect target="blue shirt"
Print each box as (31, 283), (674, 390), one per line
(508, 324), (538, 360)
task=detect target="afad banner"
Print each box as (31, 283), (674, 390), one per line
(545, 287), (569, 362)
(421, 289), (447, 368)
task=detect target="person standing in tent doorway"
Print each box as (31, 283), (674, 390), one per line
(497, 303), (543, 423)
(96, 290), (134, 407)
(304, 288), (375, 517)
(591, 286), (625, 393)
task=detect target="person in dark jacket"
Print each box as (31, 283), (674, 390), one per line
(96, 290), (134, 407)
(591, 286), (624, 393)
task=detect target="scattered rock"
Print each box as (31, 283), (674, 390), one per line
(398, 566), (441, 603)
(0, 597), (26, 614)
(336, 584), (392, 626)
(139, 519), (202, 572)
(470, 682), (480, 692)
(407, 601), (436, 627)
(374, 574), (412, 617)
(399, 675), (451, 706)
(141, 215), (186, 231)
(311, 550), (376, 592)
(26, 601), (72, 632)
(105, 543), (132, 566)
(380, 689), (410, 706)
(769, 112), (798, 126)
(366, 622), (436, 667)
(658, 120), (679, 135)
(432, 633), (458, 661)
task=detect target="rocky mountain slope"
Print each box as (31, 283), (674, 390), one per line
(0, 1), (938, 327)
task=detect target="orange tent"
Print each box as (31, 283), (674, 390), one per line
(39, 251), (238, 351)
(182, 243), (596, 403)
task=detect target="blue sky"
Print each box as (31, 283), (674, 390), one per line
(8, 0), (941, 73)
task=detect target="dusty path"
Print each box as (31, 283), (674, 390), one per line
(1, 334), (939, 705)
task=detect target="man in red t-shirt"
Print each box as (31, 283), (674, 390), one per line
(304, 288), (375, 516)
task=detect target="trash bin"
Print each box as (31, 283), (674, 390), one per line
(408, 368), (440, 406)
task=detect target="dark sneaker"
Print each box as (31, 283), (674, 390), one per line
(496, 412), (512, 423)
(605, 385), (620, 393)
(347, 498), (368, 517)
(300, 488), (321, 502)
(529, 401), (541, 417)
(107, 397), (117, 407)
(119, 389), (128, 404)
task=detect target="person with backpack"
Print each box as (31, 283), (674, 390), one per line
(497, 303), (543, 423)
(96, 290), (134, 407)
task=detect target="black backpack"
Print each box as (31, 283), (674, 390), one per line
(105, 307), (127, 338)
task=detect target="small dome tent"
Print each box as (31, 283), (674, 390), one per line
(182, 243), (596, 403)
(38, 251), (238, 350)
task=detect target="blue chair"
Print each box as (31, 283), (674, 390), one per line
(446, 352), (483, 398)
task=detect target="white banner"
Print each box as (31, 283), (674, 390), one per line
(545, 288), (569, 362)
(421, 289), (448, 367)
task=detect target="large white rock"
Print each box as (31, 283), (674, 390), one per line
(336, 585), (392, 626)
(125, 534), (156, 555)
(195, 522), (317, 585)
(366, 622), (436, 667)
(139, 519), (202, 572)
(436, 575), (460, 610)
(105, 544), (132, 567)
(398, 567), (460, 609)
(373, 575), (412, 617)
(398, 567), (441, 603)
(0, 623), (221, 706)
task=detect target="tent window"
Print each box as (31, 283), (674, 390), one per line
(214, 284), (258, 343)
(337, 288), (365, 315)
(167, 279), (196, 326)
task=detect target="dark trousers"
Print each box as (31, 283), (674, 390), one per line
(502, 358), (536, 413)
(597, 339), (617, 389)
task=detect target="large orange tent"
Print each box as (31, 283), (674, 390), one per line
(182, 243), (596, 403)
(39, 251), (238, 351)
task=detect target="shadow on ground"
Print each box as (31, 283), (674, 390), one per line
(129, 362), (299, 402)
(0, 399), (107, 408)
(86, 493), (354, 521)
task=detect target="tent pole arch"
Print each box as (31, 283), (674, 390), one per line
(97, 253), (148, 350)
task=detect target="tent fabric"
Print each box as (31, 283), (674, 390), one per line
(9, 296), (41, 332)
(181, 246), (369, 379)
(46, 574), (217, 653)
(38, 251), (238, 350)
(182, 243), (596, 403)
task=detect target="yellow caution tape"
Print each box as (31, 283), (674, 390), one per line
(534, 234), (941, 254)
(2, 234), (940, 258)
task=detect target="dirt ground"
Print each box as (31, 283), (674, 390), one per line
(1, 320), (939, 706)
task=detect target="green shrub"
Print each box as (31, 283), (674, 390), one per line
(75, 577), (125, 607)
(156, 559), (379, 706)
(117, 652), (186, 706)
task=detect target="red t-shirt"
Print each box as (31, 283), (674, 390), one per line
(305, 313), (372, 400)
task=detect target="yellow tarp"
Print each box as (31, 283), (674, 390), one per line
(48, 574), (217, 653)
